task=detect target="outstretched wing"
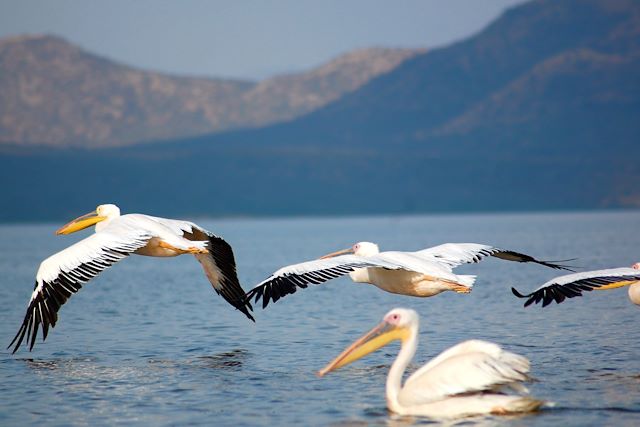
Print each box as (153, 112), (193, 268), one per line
(512, 267), (640, 307)
(9, 226), (152, 353)
(399, 340), (531, 406)
(246, 255), (404, 309)
(149, 217), (254, 321)
(417, 243), (574, 271)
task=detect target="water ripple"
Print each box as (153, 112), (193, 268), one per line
(1, 212), (639, 426)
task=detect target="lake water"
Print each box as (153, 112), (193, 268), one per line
(1, 211), (639, 426)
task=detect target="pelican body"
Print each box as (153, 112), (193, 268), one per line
(9, 204), (254, 353)
(337, 243), (476, 297)
(247, 241), (572, 308)
(319, 308), (545, 418)
(513, 263), (640, 307)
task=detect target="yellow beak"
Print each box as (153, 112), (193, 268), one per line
(319, 247), (354, 259)
(317, 321), (409, 377)
(56, 210), (106, 235)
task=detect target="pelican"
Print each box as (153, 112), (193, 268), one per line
(247, 242), (572, 308)
(9, 203), (254, 353)
(318, 308), (545, 418)
(512, 263), (640, 307)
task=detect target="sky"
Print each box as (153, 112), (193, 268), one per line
(0, 0), (527, 81)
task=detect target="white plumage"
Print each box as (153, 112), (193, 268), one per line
(512, 266), (640, 307)
(35, 217), (153, 286)
(9, 204), (254, 353)
(318, 308), (545, 418)
(247, 241), (571, 308)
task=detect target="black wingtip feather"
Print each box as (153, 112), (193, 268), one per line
(199, 234), (255, 322)
(511, 273), (639, 310)
(538, 259), (578, 272)
(29, 309), (40, 351)
(217, 287), (255, 322)
(511, 287), (542, 308)
(239, 306), (255, 322)
(246, 261), (372, 311)
(8, 320), (28, 354)
(10, 278), (83, 353)
(494, 250), (577, 271)
(9, 240), (147, 353)
(511, 287), (530, 298)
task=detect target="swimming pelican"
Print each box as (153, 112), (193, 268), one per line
(512, 263), (640, 307)
(9, 204), (254, 353)
(247, 242), (572, 308)
(318, 308), (544, 418)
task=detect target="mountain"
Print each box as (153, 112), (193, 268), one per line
(0, 35), (421, 148)
(232, 0), (640, 153)
(236, 47), (425, 129)
(1, 0), (639, 221)
(0, 35), (251, 148)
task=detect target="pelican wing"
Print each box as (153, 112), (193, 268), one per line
(399, 340), (531, 406)
(417, 243), (573, 271)
(9, 225), (152, 353)
(246, 255), (408, 308)
(144, 216), (254, 321)
(512, 267), (640, 307)
(375, 251), (459, 278)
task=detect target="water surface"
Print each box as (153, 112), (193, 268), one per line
(1, 211), (639, 426)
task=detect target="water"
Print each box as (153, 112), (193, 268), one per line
(1, 211), (639, 426)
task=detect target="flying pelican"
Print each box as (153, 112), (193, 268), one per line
(247, 242), (572, 308)
(512, 263), (640, 307)
(318, 308), (544, 418)
(9, 204), (254, 353)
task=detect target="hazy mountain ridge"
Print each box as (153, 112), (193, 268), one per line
(435, 48), (640, 138)
(0, 35), (253, 148)
(237, 47), (424, 128)
(264, 0), (640, 150)
(0, 35), (421, 148)
(1, 0), (639, 221)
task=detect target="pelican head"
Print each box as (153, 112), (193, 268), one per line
(318, 308), (417, 377)
(56, 203), (121, 235)
(320, 241), (380, 259)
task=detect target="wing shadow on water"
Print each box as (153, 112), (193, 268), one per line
(21, 356), (99, 371)
(194, 348), (249, 371)
(146, 348), (250, 372)
(330, 410), (543, 427)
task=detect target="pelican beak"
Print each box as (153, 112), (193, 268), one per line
(56, 210), (106, 235)
(319, 247), (354, 259)
(317, 321), (409, 377)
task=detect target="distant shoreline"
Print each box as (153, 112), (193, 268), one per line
(1, 207), (637, 226)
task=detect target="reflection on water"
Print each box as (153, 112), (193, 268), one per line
(331, 408), (548, 427)
(1, 211), (639, 426)
(195, 349), (249, 370)
(147, 349), (249, 371)
(23, 356), (99, 370)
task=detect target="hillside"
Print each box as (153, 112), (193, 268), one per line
(0, 35), (420, 148)
(236, 0), (640, 153)
(1, 0), (639, 221)
(237, 47), (424, 128)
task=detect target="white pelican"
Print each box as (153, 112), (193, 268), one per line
(9, 204), (254, 353)
(247, 242), (572, 308)
(512, 263), (640, 307)
(318, 308), (544, 418)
